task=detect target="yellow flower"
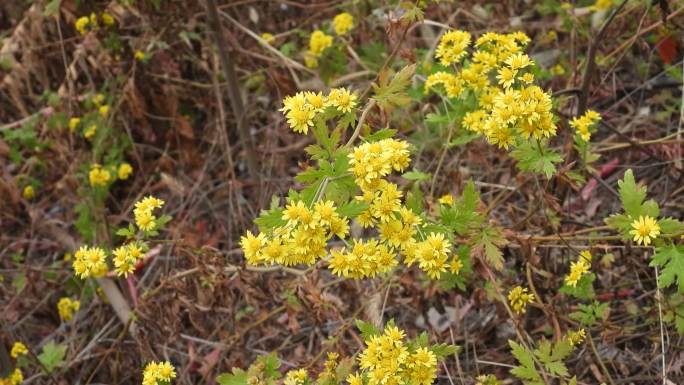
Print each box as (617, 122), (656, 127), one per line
(308, 30), (333, 57)
(565, 255), (590, 288)
(134, 196), (165, 232)
(143, 361), (176, 385)
(261, 32), (275, 44)
(69, 117), (81, 132)
(22, 185), (35, 200)
(113, 243), (145, 277)
(135, 50), (147, 61)
(629, 215), (660, 246)
(74, 16), (91, 35)
(326, 87), (357, 114)
(591, 0), (614, 11)
(284, 369), (308, 385)
(73, 246), (108, 279)
(508, 286), (534, 314)
(99, 105), (110, 117)
(57, 297), (80, 321)
(84, 124), (97, 139)
(93, 93), (106, 105)
(438, 194), (454, 206)
(569, 109), (601, 142)
(435, 30), (471, 66)
(101, 12), (116, 26)
(332, 12), (354, 35)
(475, 374), (500, 385)
(10, 342), (28, 358)
(118, 163), (133, 180)
(89, 164), (111, 187)
(567, 328), (586, 346)
(3, 368), (23, 385)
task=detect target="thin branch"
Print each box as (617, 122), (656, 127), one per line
(203, 0), (260, 179)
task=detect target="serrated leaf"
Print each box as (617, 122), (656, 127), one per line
(651, 244), (684, 292)
(431, 343), (459, 358)
(38, 341), (66, 373)
(617, 169), (647, 218)
(254, 207), (286, 232)
(371, 64), (416, 111)
(511, 142), (563, 179)
(217, 368), (249, 385)
(659, 217), (684, 235)
(471, 226), (506, 270)
(355, 319), (380, 340)
(402, 170), (431, 181)
(604, 213), (632, 235)
(337, 201), (369, 218)
(509, 340), (535, 369)
(364, 128), (397, 142)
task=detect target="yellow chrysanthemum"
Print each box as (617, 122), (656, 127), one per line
(89, 164), (111, 187)
(118, 163), (133, 180)
(332, 12), (354, 35)
(10, 342), (28, 358)
(69, 117), (81, 132)
(435, 30), (471, 66)
(143, 361), (176, 385)
(629, 215), (660, 246)
(22, 185), (35, 200)
(508, 286), (534, 314)
(57, 297), (81, 321)
(73, 245), (108, 279)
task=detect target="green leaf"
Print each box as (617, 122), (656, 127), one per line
(337, 201), (369, 219)
(216, 368), (249, 385)
(116, 227), (132, 237)
(44, 0), (61, 16)
(509, 340), (535, 369)
(650, 244), (684, 292)
(559, 273), (595, 300)
(364, 128), (397, 142)
(402, 170), (431, 181)
(659, 217), (684, 235)
(617, 169), (647, 218)
(371, 64), (416, 111)
(431, 343), (459, 358)
(38, 341), (67, 373)
(511, 141), (563, 179)
(355, 319), (380, 340)
(254, 208), (286, 232)
(471, 226), (506, 270)
(604, 213), (632, 235)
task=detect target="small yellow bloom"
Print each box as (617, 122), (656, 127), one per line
(135, 50), (147, 61)
(308, 30), (333, 57)
(74, 16), (90, 35)
(93, 93), (106, 105)
(89, 164), (111, 187)
(134, 195), (165, 232)
(99, 105), (110, 117)
(118, 163), (133, 180)
(438, 194), (454, 206)
(5, 368), (23, 385)
(84, 124), (97, 139)
(69, 117), (81, 132)
(260, 32), (275, 44)
(143, 361), (176, 385)
(101, 12), (116, 26)
(22, 185), (35, 200)
(567, 328), (586, 346)
(508, 286), (535, 314)
(10, 342), (28, 358)
(57, 297), (80, 321)
(332, 12), (354, 36)
(630, 215), (660, 246)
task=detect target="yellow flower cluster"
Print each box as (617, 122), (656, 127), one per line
(508, 286), (535, 314)
(134, 196), (165, 232)
(305, 30), (333, 68)
(57, 297), (81, 321)
(10, 342), (28, 358)
(113, 242), (144, 277)
(22, 185), (35, 200)
(567, 328), (586, 346)
(0, 369), (22, 385)
(435, 30), (471, 66)
(118, 163), (134, 179)
(569, 110), (601, 142)
(284, 369), (309, 385)
(73, 246), (108, 279)
(89, 164), (111, 187)
(427, 31), (557, 149)
(332, 12), (354, 35)
(565, 250), (592, 287)
(142, 361), (176, 385)
(241, 200), (349, 266)
(280, 88), (357, 134)
(74, 12), (115, 35)
(630, 215), (660, 246)
(348, 325), (438, 385)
